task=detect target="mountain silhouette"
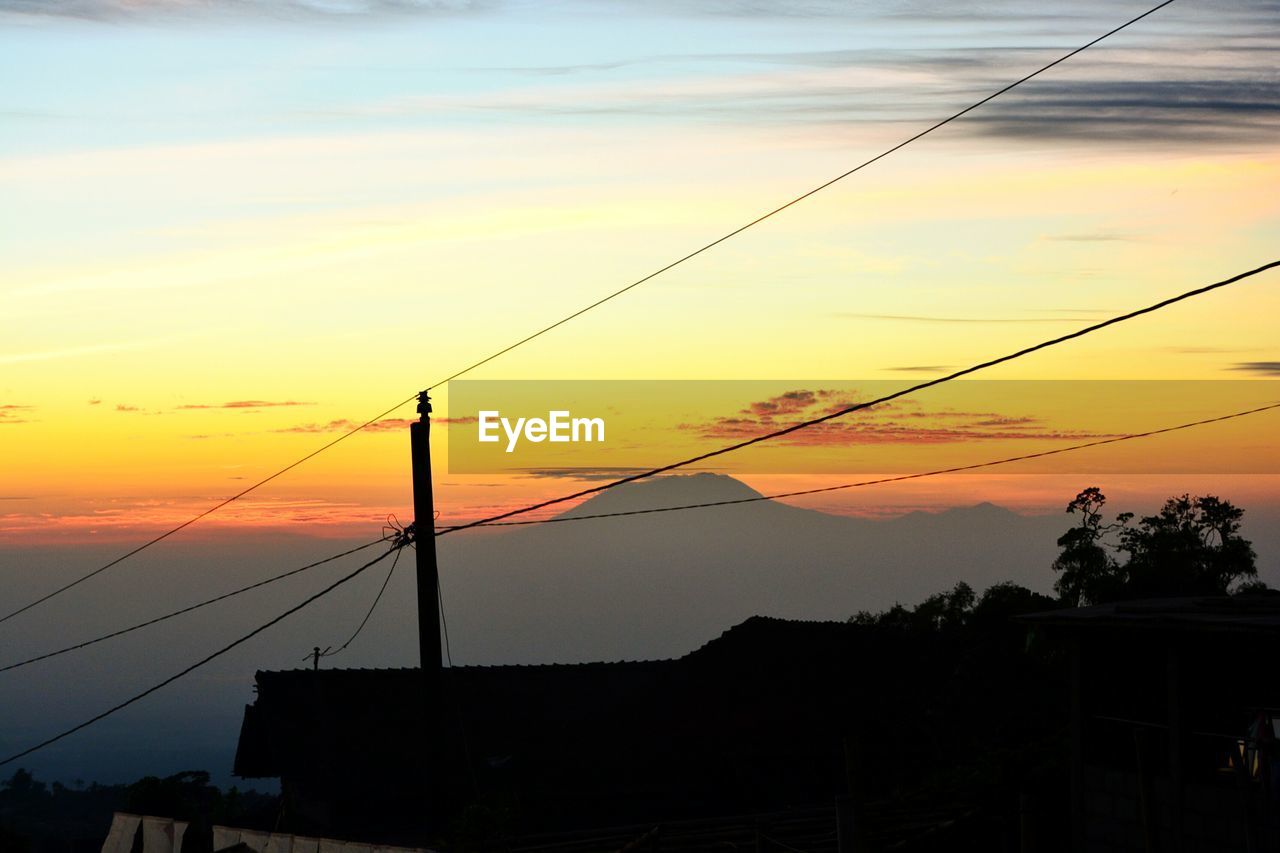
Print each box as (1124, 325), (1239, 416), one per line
(559, 472), (766, 517)
(434, 473), (1069, 665)
(5, 475), (1276, 787)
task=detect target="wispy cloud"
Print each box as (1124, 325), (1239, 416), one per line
(518, 467), (678, 482)
(884, 365), (952, 373)
(176, 400), (315, 411)
(967, 78), (1280, 147)
(742, 389), (825, 417)
(0, 495), (394, 541)
(837, 313), (1082, 324)
(6, 0), (1277, 152)
(1230, 361), (1280, 377)
(341, 29), (1280, 150)
(0, 0), (493, 22)
(678, 388), (1114, 447)
(0, 405), (34, 425)
(275, 417), (414, 433)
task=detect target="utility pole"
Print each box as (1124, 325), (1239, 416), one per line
(411, 391), (443, 690)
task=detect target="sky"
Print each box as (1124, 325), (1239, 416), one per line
(0, 0), (1278, 529)
(1, 0), (1279, 787)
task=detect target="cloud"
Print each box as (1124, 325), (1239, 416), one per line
(115, 404), (142, 412)
(378, 37), (1276, 150)
(275, 417), (414, 433)
(10, 0), (1272, 155)
(742, 389), (825, 417)
(231, 0), (1277, 156)
(1230, 361), (1280, 377)
(518, 467), (681, 481)
(0, 495), (392, 540)
(176, 400), (315, 411)
(0, 0), (494, 21)
(678, 388), (1112, 446)
(884, 365), (952, 373)
(15, 0), (928, 24)
(837, 313), (1081, 324)
(88, 399), (102, 405)
(0, 405), (34, 425)
(438, 415), (479, 424)
(967, 78), (1280, 147)
(486, 47), (1012, 77)
(969, 416), (1040, 427)
(686, 418), (1113, 447)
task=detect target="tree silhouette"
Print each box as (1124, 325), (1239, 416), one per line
(1051, 488), (1127, 606)
(913, 581), (976, 631)
(1119, 493), (1257, 597)
(1052, 488), (1258, 603)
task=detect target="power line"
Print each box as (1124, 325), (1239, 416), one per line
(434, 402), (1280, 530)
(0, 0), (1176, 625)
(438, 577), (455, 668)
(0, 538), (388, 675)
(0, 543), (402, 768)
(13, 401), (1272, 676)
(318, 546), (403, 659)
(434, 260), (1280, 537)
(419, 0), (1175, 392)
(0, 413), (414, 628)
(10, 403), (1270, 765)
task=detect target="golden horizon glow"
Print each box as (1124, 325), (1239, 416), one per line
(3, 3), (1278, 545)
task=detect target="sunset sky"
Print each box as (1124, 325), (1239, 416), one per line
(2, 0), (1279, 542)
(4, 0), (1280, 792)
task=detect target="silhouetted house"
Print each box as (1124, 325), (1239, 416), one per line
(1021, 596), (1280, 852)
(234, 616), (963, 845)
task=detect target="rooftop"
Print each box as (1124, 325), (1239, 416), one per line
(1018, 594), (1280, 633)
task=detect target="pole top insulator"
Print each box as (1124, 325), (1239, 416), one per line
(417, 390), (432, 420)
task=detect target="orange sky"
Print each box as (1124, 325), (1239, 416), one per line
(2, 0), (1278, 546)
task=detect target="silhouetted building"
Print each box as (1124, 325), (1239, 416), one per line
(233, 616), (969, 846)
(1022, 595), (1280, 852)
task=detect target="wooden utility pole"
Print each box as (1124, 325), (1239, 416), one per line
(411, 390), (443, 689)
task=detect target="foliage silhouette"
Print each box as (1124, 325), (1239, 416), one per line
(1052, 487), (1258, 603)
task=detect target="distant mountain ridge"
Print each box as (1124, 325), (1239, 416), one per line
(559, 473), (766, 517)
(437, 473), (1071, 665)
